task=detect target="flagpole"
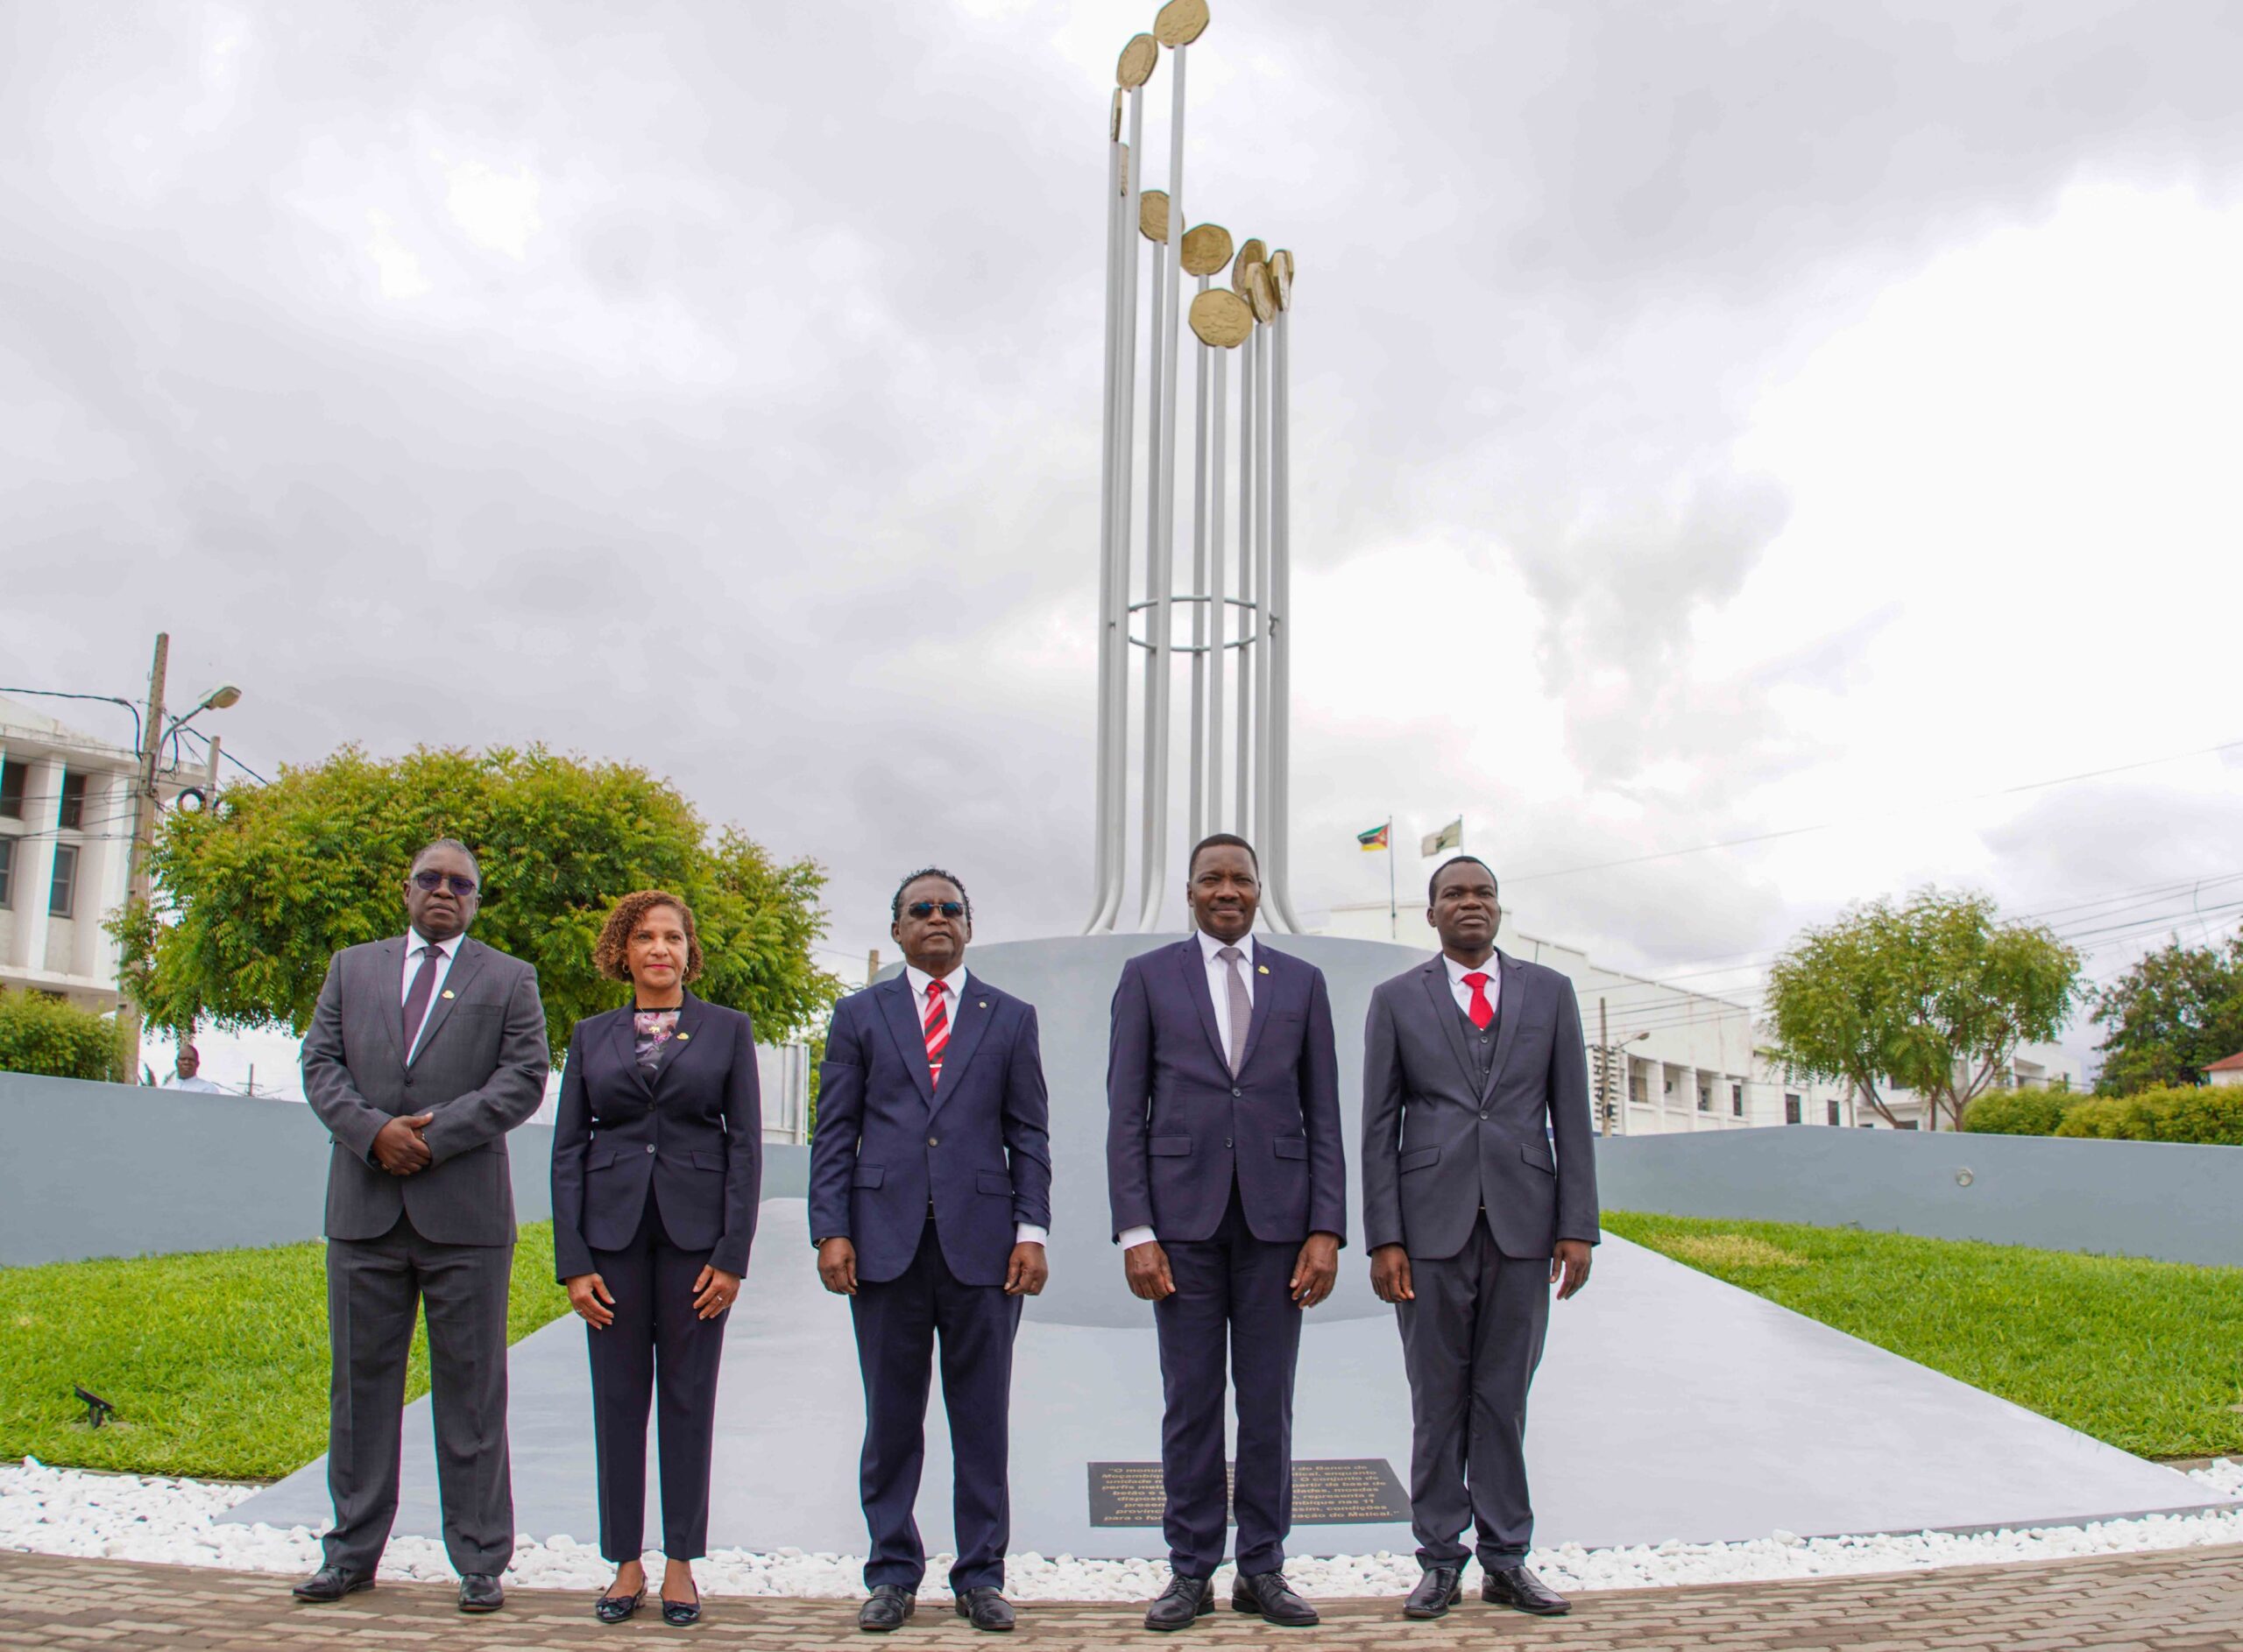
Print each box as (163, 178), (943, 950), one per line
(1388, 814), (1397, 941)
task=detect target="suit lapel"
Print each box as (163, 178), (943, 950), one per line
(376, 939), (407, 1063)
(1482, 950), (1527, 1098)
(928, 980), (993, 1118)
(1236, 941), (1282, 1073)
(1177, 939), (1231, 1073)
(1418, 957), (1480, 1093)
(407, 938), (483, 1067)
(875, 975), (938, 1109)
(647, 992), (704, 1088)
(607, 1004), (652, 1098)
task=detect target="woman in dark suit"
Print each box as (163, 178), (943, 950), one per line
(551, 889), (761, 1626)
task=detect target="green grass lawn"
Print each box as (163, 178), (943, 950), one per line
(0, 1223), (571, 1481)
(1607, 1211), (2243, 1460)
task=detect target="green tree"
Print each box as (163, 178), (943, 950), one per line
(111, 745), (841, 1055)
(2090, 934), (2243, 1096)
(1765, 887), (2083, 1132)
(0, 990), (128, 1082)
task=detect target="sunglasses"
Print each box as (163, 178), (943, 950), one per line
(411, 871), (480, 898)
(907, 900), (966, 919)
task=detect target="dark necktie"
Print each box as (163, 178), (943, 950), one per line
(403, 943), (442, 1059)
(1217, 945), (1252, 1075)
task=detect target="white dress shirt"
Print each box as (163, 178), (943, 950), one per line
(1120, 930), (1258, 1253)
(400, 929), (463, 1059)
(902, 962), (1047, 1248)
(1444, 950), (1502, 1023)
(162, 1074), (225, 1093)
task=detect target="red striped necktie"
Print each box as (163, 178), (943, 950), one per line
(923, 978), (950, 1087)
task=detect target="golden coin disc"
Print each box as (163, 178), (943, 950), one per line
(1189, 288), (1255, 349)
(1269, 247), (1294, 309)
(1180, 222), (1233, 277)
(1110, 88), (1123, 142)
(1117, 33), (1158, 87)
(1154, 0), (1211, 47)
(1244, 260), (1277, 322)
(1231, 237), (1267, 292)
(1138, 189), (1171, 243)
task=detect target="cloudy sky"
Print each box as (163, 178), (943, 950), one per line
(6, 0), (2241, 1088)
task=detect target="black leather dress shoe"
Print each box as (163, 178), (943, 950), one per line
(594, 1587), (644, 1623)
(662, 1585), (701, 1627)
(1230, 1571), (1318, 1627)
(955, 1587), (1015, 1632)
(1482, 1564), (1568, 1616)
(458, 1572), (506, 1613)
(859, 1585), (916, 1632)
(1143, 1571), (1213, 1632)
(1403, 1565), (1463, 1620)
(291, 1564), (374, 1602)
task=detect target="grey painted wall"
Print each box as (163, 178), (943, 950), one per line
(0, 1070), (809, 1267)
(1600, 1126), (2243, 1267)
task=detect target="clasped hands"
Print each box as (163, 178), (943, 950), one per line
(1123, 1232), (1341, 1309)
(816, 1237), (1051, 1298)
(371, 1112), (435, 1175)
(565, 1265), (743, 1328)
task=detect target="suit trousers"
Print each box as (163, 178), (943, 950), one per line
(586, 1197), (728, 1562)
(1153, 1184), (1303, 1578)
(324, 1211), (514, 1576)
(850, 1218), (1022, 1592)
(1396, 1214), (1551, 1569)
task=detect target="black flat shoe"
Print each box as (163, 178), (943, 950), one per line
(1230, 1570), (1319, 1627)
(860, 1584), (916, 1632)
(1482, 1563), (1569, 1616)
(458, 1572), (506, 1613)
(292, 1564), (374, 1602)
(1143, 1571), (1213, 1632)
(955, 1586), (1015, 1632)
(1403, 1565), (1463, 1620)
(662, 1585), (702, 1627)
(595, 1587), (645, 1623)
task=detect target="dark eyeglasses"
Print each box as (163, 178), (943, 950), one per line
(412, 871), (480, 898)
(907, 900), (966, 919)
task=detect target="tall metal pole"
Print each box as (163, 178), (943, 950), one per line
(1599, 997), (1612, 1136)
(1136, 40), (1188, 933)
(1206, 328), (1227, 836)
(122, 631), (169, 1073)
(1086, 98), (1127, 932)
(1186, 269), (1210, 850)
(1095, 74), (1149, 932)
(1266, 297), (1305, 933)
(1250, 319), (1284, 929)
(1235, 322), (1255, 838)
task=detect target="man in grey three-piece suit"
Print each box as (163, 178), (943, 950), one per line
(1361, 854), (1597, 1622)
(294, 838), (549, 1613)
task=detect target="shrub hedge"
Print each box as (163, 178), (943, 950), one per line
(1961, 1082), (2243, 1145)
(0, 989), (127, 1083)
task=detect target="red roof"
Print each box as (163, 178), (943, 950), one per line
(2206, 1049), (2243, 1073)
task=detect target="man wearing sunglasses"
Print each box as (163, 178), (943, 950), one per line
(295, 838), (550, 1615)
(810, 868), (1053, 1634)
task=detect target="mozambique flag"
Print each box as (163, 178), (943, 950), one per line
(1356, 822), (1390, 852)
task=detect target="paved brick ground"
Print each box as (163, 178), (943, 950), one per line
(3, 1546), (2241, 1651)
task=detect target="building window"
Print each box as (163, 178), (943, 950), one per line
(0, 760), (25, 820)
(1663, 1074), (1674, 1096)
(1629, 1073), (1647, 1105)
(1896, 1119), (1919, 1130)
(1827, 1097), (1841, 1126)
(1730, 1083), (1744, 1118)
(0, 836), (12, 908)
(1784, 1093), (1801, 1125)
(57, 772), (89, 830)
(1696, 1086), (1711, 1112)
(48, 843), (78, 918)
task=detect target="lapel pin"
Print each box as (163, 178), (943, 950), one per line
(1257, 964), (1270, 975)
(979, 1000), (988, 1009)
(440, 989), (456, 999)
(678, 1032), (690, 1040)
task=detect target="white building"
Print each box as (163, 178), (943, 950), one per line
(2204, 1051), (2243, 1089)
(0, 695), (155, 1013)
(1315, 900), (2069, 1133)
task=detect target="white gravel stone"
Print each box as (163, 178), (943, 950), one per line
(3, 1457), (2239, 1599)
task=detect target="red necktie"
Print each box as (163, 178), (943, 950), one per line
(1462, 971), (1494, 1031)
(923, 979), (950, 1087)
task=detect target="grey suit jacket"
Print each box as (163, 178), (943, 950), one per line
(302, 935), (550, 1246)
(1360, 950), (1598, 1262)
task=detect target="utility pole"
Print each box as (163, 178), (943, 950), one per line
(120, 632), (170, 1076)
(1597, 996), (1611, 1136)
(867, 947), (881, 985)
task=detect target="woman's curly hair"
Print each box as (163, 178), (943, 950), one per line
(593, 890), (704, 985)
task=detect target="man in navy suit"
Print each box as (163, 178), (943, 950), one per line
(1107, 833), (1345, 1632)
(811, 869), (1053, 1635)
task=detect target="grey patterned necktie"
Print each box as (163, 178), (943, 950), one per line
(1217, 944), (1251, 1075)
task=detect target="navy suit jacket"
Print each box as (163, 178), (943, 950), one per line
(1106, 936), (1348, 1248)
(810, 971), (1054, 1288)
(550, 992), (763, 1281)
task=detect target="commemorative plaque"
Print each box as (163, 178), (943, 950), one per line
(1088, 1459), (1407, 1527)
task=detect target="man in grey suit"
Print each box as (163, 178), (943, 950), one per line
(1361, 854), (1596, 1621)
(294, 838), (550, 1613)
